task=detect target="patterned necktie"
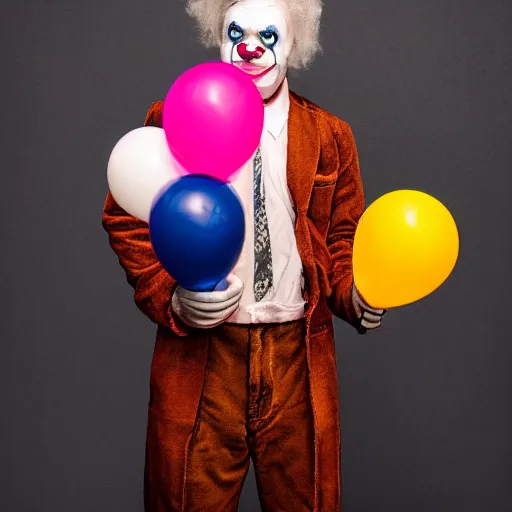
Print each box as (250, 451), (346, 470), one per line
(253, 147), (273, 301)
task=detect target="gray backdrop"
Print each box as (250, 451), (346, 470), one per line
(2, 0), (510, 511)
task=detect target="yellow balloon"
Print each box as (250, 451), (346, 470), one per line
(352, 190), (459, 309)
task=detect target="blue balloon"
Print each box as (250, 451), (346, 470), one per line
(149, 174), (245, 292)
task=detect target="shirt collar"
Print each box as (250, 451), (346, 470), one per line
(263, 77), (290, 140)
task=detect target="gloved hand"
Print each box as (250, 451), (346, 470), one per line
(352, 283), (386, 331)
(171, 274), (243, 329)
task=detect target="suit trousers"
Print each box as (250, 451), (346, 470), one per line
(180, 319), (316, 511)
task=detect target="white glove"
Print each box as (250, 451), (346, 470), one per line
(352, 283), (386, 330)
(171, 274), (243, 329)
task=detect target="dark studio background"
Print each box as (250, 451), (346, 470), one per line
(1, 0), (510, 510)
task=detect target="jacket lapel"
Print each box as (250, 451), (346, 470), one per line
(286, 91), (321, 216)
(286, 91), (323, 309)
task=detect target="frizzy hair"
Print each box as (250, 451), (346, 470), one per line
(185, 0), (323, 69)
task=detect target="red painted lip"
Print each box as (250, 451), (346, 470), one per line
(234, 62), (276, 80)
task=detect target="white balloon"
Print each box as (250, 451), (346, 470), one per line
(107, 127), (184, 222)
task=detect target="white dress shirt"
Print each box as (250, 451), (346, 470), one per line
(228, 78), (305, 324)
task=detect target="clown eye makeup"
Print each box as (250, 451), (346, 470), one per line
(258, 26), (279, 49)
(227, 22), (244, 42)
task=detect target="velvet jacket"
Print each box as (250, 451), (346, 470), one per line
(102, 90), (365, 511)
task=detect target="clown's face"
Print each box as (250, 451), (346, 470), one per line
(221, 0), (292, 100)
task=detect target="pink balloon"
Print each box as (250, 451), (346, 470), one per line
(162, 61), (264, 181)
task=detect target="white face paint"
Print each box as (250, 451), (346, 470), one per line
(221, 0), (292, 100)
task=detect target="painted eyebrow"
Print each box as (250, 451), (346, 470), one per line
(260, 25), (278, 32)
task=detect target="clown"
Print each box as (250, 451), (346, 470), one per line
(103, 0), (385, 510)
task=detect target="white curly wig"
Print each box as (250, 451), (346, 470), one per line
(185, 0), (323, 69)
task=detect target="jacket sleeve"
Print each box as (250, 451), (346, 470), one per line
(101, 101), (191, 336)
(325, 119), (366, 328)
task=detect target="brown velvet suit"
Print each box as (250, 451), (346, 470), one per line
(102, 90), (365, 511)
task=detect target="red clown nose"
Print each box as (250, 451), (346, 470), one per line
(237, 43), (265, 61)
